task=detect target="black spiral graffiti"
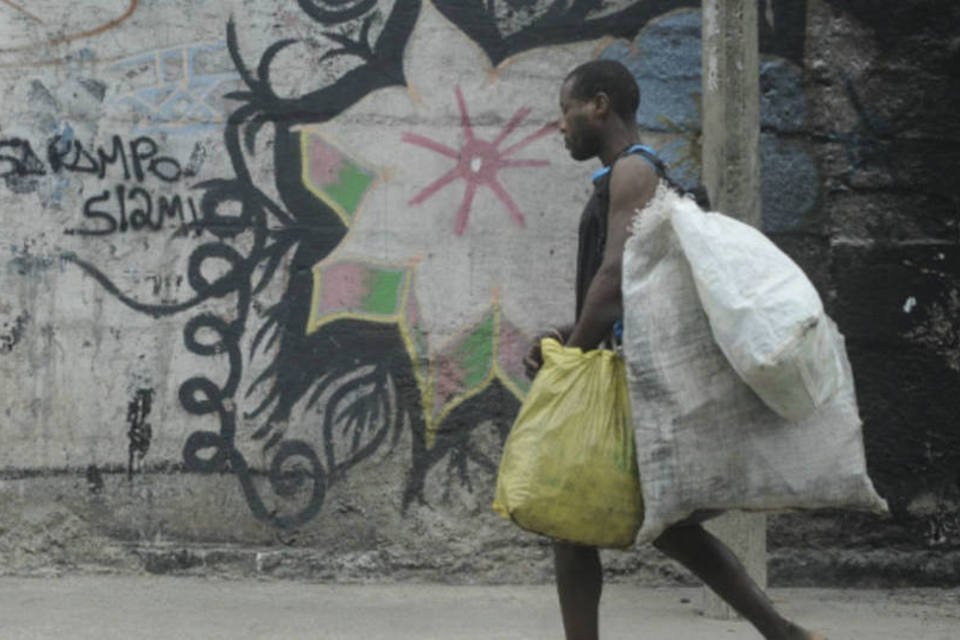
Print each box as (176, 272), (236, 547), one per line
(66, 0), (419, 528)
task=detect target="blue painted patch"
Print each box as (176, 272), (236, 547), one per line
(600, 7), (818, 231)
(760, 134), (820, 232)
(655, 135), (701, 191)
(601, 9), (701, 133)
(59, 122), (75, 145)
(760, 59), (806, 133)
(108, 42), (242, 137)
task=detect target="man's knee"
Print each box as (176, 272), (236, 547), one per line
(653, 523), (703, 556)
(652, 530), (676, 555)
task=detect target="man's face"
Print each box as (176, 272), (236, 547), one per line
(558, 79), (603, 162)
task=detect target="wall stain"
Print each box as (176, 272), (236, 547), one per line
(126, 388), (153, 480)
(85, 464), (104, 493)
(0, 311), (30, 354)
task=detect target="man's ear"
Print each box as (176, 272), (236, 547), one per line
(592, 91), (611, 118)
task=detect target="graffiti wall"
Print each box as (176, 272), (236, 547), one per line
(1, 0), (957, 581)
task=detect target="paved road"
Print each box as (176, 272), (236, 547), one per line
(0, 576), (957, 639)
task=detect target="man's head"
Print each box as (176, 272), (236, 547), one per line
(559, 60), (639, 161)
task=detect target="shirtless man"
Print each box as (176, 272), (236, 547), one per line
(524, 59), (822, 640)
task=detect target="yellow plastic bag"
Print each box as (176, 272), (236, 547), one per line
(493, 338), (642, 548)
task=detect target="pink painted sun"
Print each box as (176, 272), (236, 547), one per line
(402, 86), (557, 236)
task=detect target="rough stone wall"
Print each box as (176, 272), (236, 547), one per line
(605, 0), (960, 579)
(0, 1), (957, 584)
(796, 0), (960, 549)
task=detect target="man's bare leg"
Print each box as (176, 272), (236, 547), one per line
(653, 524), (822, 640)
(554, 542), (602, 640)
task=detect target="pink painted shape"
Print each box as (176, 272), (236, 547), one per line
(408, 166), (460, 206)
(492, 106), (532, 147)
(454, 86), (474, 142)
(405, 290), (420, 328)
(434, 356), (468, 415)
(453, 182), (478, 236)
(308, 136), (345, 188)
(318, 263), (368, 313)
(402, 88), (556, 236)
(402, 132), (459, 159)
(498, 318), (528, 380)
(487, 177), (524, 228)
(500, 122), (558, 157)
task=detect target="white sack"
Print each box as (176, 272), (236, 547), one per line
(670, 196), (843, 421)
(622, 185), (888, 544)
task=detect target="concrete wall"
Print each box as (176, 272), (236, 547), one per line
(1, 1), (957, 583)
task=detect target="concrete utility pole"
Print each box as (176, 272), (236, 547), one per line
(699, 0), (766, 619)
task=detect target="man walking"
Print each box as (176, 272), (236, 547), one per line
(525, 59), (823, 640)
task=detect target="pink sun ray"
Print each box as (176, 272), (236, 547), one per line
(408, 166), (461, 206)
(499, 122), (558, 157)
(401, 132), (459, 159)
(454, 86), (475, 142)
(453, 183), (479, 236)
(403, 86), (555, 236)
(487, 178), (525, 228)
(492, 106), (532, 147)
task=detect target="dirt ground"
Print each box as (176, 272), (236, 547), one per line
(0, 576), (957, 639)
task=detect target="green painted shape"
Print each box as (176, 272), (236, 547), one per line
(361, 268), (404, 315)
(327, 162), (374, 220)
(457, 312), (494, 390)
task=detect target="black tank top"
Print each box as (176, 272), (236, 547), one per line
(574, 144), (668, 320)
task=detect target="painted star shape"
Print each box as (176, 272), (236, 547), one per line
(403, 86), (555, 235)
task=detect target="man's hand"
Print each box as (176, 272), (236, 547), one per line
(523, 327), (571, 380)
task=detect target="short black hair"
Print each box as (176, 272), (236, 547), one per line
(564, 59), (640, 122)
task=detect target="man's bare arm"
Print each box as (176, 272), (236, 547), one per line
(566, 155), (658, 350)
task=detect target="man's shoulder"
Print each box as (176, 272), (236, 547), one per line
(610, 152), (658, 180)
(608, 153), (659, 200)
